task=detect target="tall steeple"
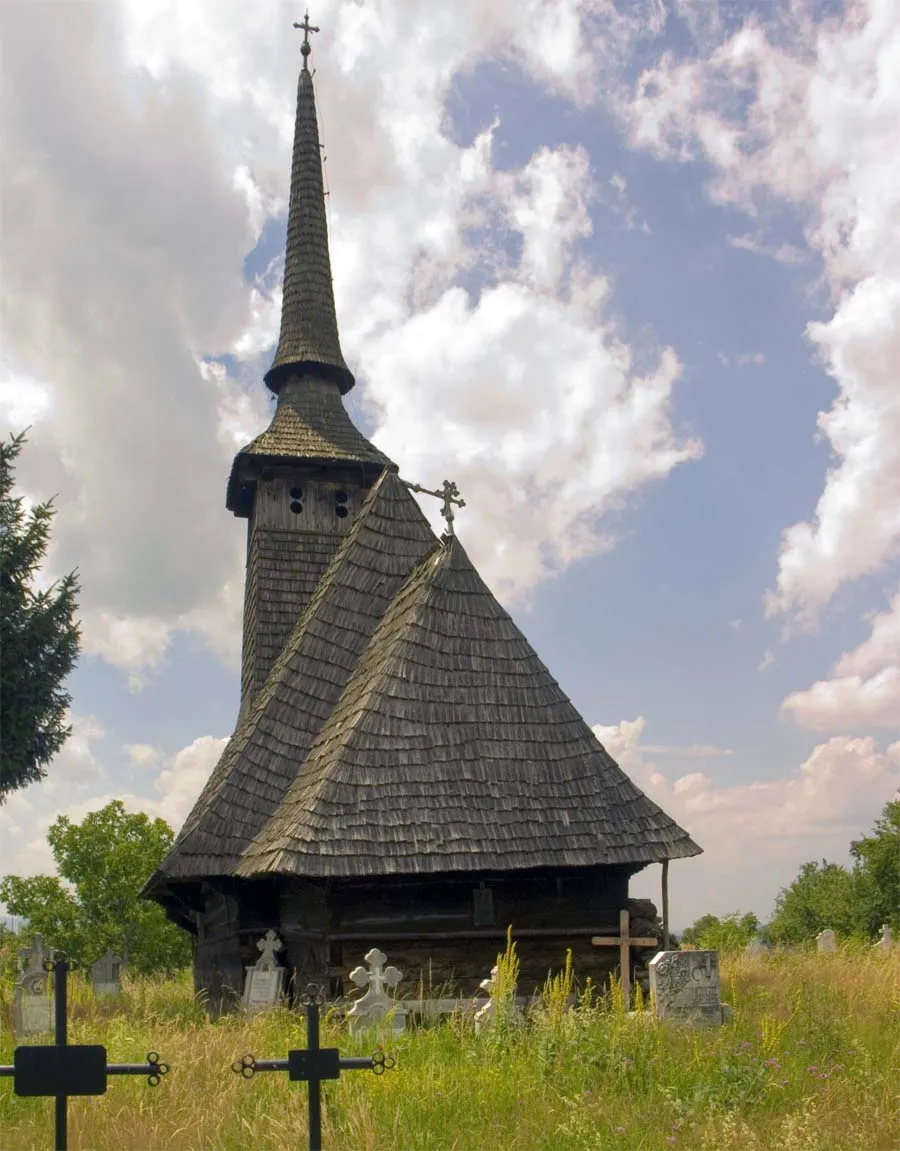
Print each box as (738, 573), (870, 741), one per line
(265, 13), (353, 395)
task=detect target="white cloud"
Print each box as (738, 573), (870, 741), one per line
(123, 744), (162, 769)
(621, 0), (900, 626)
(782, 593), (900, 731)
(152, 735), (228, 831)
(0, 0), (704, 683)
(0, 727), (227, 890)
(593, 716), (899, 926)
(727, 232), (804, 265)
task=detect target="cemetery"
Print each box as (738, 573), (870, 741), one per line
(1, 8), (897, 1151)
(1, 923), (897, 1149)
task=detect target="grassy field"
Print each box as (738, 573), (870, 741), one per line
(1, 945), (897, 1150)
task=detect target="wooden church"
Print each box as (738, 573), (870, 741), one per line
(144, 24), (701, 1012)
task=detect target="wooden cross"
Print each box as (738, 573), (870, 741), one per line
(233, 984), (394, 1151)
(0, 954), (168, 1151)
(404, 478), (466, 536)
(293, 10), (320, 70)
(591, 909), (658, 1010)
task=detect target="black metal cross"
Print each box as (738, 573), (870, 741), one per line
(233, 984), (394, 1151)
(0, 954), (168, 1151)
(404, 478), (467, 536)
(293, 10), (320, 70)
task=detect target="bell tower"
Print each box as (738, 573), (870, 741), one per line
(226, 19), (391, 720)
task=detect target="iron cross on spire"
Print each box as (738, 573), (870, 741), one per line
(404, 479), (466, 537)
(293, 10), (320, 70)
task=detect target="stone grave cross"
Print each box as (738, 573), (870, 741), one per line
(13, 934), (52, 1038)
(347, 948), (407, 1034)
(233, 984), (394, 1151)
(591, 909), (658, 1009)
(0, 953), (168, 1151)
(241, 929), (286, 1013)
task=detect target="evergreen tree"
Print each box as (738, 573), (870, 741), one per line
(0, 430), (80, 802)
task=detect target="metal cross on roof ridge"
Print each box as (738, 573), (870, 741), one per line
(293, 10), (320, 70)
(403, 478), (466, 537)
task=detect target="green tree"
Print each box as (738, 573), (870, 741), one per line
(850, 798), (900, 937)
(681, 911), (761, 953)
(768, 860), (862, 944)
(0, 800), (191, 973)
(0, 430), (80, 802)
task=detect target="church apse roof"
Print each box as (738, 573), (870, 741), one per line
(235, 533), (701, 880)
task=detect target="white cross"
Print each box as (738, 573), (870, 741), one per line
(256, 930), (284, 971)
(591, 909), (658, 1010)
(349, 948), (401, 999)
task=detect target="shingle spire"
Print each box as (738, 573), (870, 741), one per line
(265, 14), (354, 395)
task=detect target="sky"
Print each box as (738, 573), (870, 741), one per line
(0, 0), (897, 933)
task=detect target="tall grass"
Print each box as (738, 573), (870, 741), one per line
(1, 944), (897, 1150)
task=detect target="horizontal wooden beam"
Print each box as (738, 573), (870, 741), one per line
(328, 926), (637, 942)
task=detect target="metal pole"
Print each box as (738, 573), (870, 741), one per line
(306, 1000), (321, 1151)
(54, 959), (67, 1151)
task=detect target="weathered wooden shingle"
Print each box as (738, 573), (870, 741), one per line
(144, 472), (437, 889)
(265, 66), (352, 394)
(226, 377), (392, 515)
(236, 536), (701, 879)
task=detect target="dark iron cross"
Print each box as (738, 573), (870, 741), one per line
(233, 984), (394, 1151)
(293, 10), (320, 70)
(404, 478), (466, 536)
(0, 953), (168, 1151)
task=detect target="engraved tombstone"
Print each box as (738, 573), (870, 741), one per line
(91, 950), (124, 996)
(13, 934), (53, 1038)
(649, 950), (725, 1026)
(872, 924), (894, 954)
(241, 930), (286, 1013)
(816, 928), (837, 954)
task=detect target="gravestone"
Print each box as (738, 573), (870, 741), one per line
(91, 951), (123, 996)
(649, 950), (726, 1026)
(872, 924), (894, 954)
(347, 948), (407, 1035)
(745, 936), (769, 957)
(241, 930), (286, 1013)
(13, 934), (53, 1038)
(816, 928), (837, 954)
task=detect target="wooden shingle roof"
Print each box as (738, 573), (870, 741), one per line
(225, 376), (392, 514)
(235, 535), (701, 879)
(145, 472), (437, 890)
(265, 63), (352, 394)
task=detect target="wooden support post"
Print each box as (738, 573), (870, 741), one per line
(662, 859), (670, 951)
(591, 909), (658, 1010)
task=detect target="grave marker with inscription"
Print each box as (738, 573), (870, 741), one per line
(816, 928), (837, 954)
(649, 950), (727, 1026)
(241, 930), (286, 1013)
(13, 935), (52, 1038)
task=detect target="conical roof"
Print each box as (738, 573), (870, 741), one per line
(236, 536), (701, 879)
(265, 62), (353, 394)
